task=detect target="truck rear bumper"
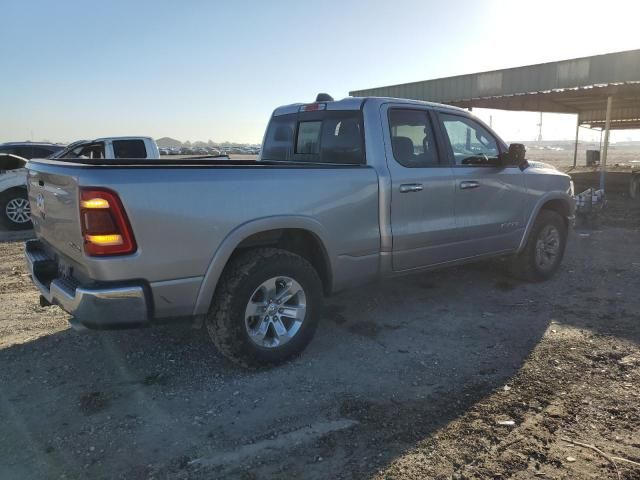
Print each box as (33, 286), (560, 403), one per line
(25, 239), (149, 328)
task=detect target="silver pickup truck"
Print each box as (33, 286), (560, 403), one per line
(25, 95), (575, 366)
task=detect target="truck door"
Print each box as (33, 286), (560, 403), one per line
(435, 112), (527, 257)
(384, 105), (458, 271)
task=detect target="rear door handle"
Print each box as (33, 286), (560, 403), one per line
(399, 183), (423, 193)
(459, 180), (480, 190)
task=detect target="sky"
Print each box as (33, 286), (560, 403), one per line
(1, 0), (640, 145)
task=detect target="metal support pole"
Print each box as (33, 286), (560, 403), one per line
(600, 96), (613, 192)
(572, 118), (580, 168)
(599, 128), (603, 152)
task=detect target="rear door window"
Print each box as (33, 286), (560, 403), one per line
(112, 140), (147, 158)
(388, 109), (439, 167)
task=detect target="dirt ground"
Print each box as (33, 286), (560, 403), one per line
(1, 200), (640, 480)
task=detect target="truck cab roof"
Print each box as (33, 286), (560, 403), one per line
(272, 96), (469, 117)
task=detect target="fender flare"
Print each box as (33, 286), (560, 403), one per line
(192, 216), (333, 316)
(516, 192), (575, 253)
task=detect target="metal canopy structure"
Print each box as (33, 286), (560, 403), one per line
(350, 49), (640, 130)
(350, 49), (640, 190)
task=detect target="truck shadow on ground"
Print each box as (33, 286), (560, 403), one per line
(1, 230), (638, 479)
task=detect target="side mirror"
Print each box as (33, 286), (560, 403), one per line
(501, 143), (529, 170)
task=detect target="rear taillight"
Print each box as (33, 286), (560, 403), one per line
(79, 188), (136, 256)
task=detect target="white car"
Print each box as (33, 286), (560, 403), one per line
(0, 154), (31, 230)
(0, 142), (65, 229)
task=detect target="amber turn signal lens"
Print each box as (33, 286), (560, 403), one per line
(85, 234), (124, 246)
(80, 198), (110, 209)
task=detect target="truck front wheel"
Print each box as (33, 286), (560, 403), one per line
(206, 248), (323, 367)
(510, 210), (567, 282)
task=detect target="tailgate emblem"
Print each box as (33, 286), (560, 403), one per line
(36, 193), (45, 215)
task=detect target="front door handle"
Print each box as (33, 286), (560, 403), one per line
(399, 183), (424, 193)
(459, 180), (480, 190)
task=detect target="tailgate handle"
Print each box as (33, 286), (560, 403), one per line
(460, 180), (480, 190)
(399, 183), (423, 193)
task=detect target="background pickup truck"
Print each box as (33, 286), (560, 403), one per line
(25, 95), (575, 366)
(50, 136), (160, 160)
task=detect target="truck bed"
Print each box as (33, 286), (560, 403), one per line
(26, 158), (381, 320)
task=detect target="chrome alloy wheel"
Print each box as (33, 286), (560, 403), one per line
(535, 225), (561, 271)
(244, 276), (307, 348)
(5, 197), (31, 224)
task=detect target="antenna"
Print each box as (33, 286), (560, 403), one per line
(536, 112), (543, 142)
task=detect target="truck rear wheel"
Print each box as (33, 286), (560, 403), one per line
(1, 189), (32, 230)
(206, 248), (323, 367)
(510, 210), (567, 282)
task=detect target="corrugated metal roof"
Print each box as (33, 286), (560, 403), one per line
(350, 49), (640, 129)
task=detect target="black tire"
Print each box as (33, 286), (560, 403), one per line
(510, 210), (567, 282)
(206, 248), (323, 367)
(0, 189), (33, 230)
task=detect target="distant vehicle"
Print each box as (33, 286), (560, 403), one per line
(159, 148), (171, 156)
(25, 95), (574, 367)
(0, 142), (64, 229)
(0, 138), (159, 230)
(0, 142), (64, 159)
(50, 136), (160, 160)
(0, 153), (32, 229)
(179, 147), (194, 155)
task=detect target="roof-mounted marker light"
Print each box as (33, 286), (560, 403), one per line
(299, 103), (326, 112)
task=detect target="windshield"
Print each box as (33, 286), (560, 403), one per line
(49, 140), (89, 158)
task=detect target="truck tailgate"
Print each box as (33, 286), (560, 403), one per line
(27, 166), (85, 264)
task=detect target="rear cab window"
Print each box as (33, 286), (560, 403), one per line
(262, 110), (365, 165)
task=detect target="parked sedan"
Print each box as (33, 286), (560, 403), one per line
(0, 153), (31, 230)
